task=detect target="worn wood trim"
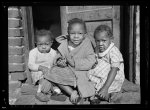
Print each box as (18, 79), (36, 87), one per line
(112, 6), (120, 49)
(128, 6), (134, 82)
(20, 7), (31, 83)
(67, 6), (112, 14)
(60, 6), (68, 35)
(26, 7), (35, 50)
(67, 8), (113, 21)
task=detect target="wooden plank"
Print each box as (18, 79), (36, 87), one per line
(86, 20), (112, 33)
(60, 6), (68, 35)
(68, 8), (112, 21)
(129, 6), (134, 82)
(21, 7), (31, 83)
(112, 6), (120, 49)
(67, 6), (112, 13)
(25, 7), (35, 50)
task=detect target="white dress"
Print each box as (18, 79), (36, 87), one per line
(88, 42), (125, 93)
(28, 48), (57, 84)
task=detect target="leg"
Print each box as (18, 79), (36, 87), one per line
(40, 78), (52, 94)
(56, 84), (80, 104)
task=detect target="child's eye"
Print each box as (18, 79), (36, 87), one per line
(70, 33), (84, 35)
(45, 43), (50, 45)
(37, 43), (42, 46)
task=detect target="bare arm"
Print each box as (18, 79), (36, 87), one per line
(97, 67), (118, 100)
(102, 67), (118, 90)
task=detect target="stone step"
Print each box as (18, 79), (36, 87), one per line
(9, 80), (22, 92)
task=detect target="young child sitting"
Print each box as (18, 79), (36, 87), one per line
(45, 18), (96, 104)
(28, 29), (61, 99)
(87, 25), (125, 104)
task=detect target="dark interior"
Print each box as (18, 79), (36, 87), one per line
(32, 6), (61, 50)
(120, 6), (131, 80)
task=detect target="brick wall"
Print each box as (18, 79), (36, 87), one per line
(8, 7), (27, 82)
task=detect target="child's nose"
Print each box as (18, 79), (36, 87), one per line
(99, 41), (103, 45)
(74, 33), (78, 37)
(42, 45), (46, 49)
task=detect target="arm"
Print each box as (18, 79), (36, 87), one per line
(101, 67), (118, 90)
(97, 67), (118, 100)
(98, 47), (122, 99)
(28, 49), (40, 72)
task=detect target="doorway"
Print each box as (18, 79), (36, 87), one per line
(32, 6), (62, 50)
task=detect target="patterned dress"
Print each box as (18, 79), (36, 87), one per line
(88, 42), (125, 93)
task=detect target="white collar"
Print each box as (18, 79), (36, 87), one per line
(98, 42), (114, 57)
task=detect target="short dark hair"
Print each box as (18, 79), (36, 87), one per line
(94, 25), (113, 39)
(35, 29), (54, 42)
(67, 18), (87, 34)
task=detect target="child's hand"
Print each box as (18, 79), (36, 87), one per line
(56, 57), (67, 67)
(38, 65), (50, 75)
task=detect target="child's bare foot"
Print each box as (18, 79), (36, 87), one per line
(95, 93), (110, 102)
(70, 91), (78, 103)
(70, 91), (82, 104)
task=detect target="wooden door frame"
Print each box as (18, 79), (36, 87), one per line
(21, 6), (35, 84)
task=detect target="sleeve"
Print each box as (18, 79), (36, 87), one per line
(74, 40), (96, 70)
(28, 49), (39, 71)
(110, 47), (123, 68)
(55, 35), (68, 43)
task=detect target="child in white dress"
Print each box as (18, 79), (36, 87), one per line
(28, 30), (60, 95)
(87, 25), (125, 103)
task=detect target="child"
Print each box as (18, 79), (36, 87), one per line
(45, 18), (96, 104)
(87, 25), (125, 104)
(28, 30), (61, 98)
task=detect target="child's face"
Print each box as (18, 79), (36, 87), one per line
(69, 23), (85, 46)
(37, 35), (53, 53)
(95, 31), (111, 53)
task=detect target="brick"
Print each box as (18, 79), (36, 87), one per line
(10, 72), (26, 81)
(9, 63), (25, 72)
(9, 55), (25, 63)
(8, 19), (21, 28)
(9, 46), (24, 55)
(8, 9), (20, 18)
(8, 28), (23, 37)
(9, 80), (21, 92)
(8, 37), (23, 46)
